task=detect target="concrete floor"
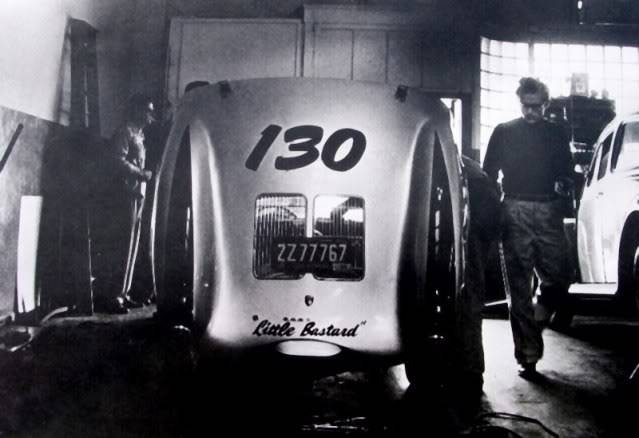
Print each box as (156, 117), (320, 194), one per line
(0, 306), (637, 437)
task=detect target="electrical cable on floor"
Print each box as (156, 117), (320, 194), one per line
(40, 306), (71, 324)
(462, 424), (524, 438)
(462, 412), (559, 438)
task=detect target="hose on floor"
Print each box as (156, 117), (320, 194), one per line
(461, 412), (559, 437)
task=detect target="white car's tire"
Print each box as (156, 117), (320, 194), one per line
(618, 225), (639, 313)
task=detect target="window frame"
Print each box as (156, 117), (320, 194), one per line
(586, 142), (602, 187)
(597, 133), (614, 181)
(611, 122), (626, 172)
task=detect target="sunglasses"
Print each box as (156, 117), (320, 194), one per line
(521, 103), (544, 110)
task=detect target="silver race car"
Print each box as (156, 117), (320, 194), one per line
(151, 78), (468, 383)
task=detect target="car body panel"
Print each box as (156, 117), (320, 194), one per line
(151, 78), (465, 358)
(576, 112), (639, 293)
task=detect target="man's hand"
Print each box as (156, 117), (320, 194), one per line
(554, 177), (574, 198)
(142, 169), (153, 182)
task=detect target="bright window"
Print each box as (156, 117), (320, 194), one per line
(480, 37), (639, 162)
(615, 122), (639, 171)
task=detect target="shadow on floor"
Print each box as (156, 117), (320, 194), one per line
(1, 308), (638, 437)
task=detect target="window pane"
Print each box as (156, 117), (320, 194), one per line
(476, 39), (639, 159)
(569, 61), (587, 75)
(587, 45), (604, 62)
(588, 63), (604, 79)
(480, 53), (488, 70)
(480, 89), (489, 106)
(605, 63), (622, 79)
(622, 46), (639, 64)
(502, 41), (515, 58)
(605, 80), (622, 100)
(481, 37), (489, 53)
(502, 57), (516, 75)
(489, 39), (501, 56)
(515, 42), (529, 60)
(551, 43), (568, 60)
(604, 46), (621, 63)
(623, 63), (639, 78)
(617, 122), (639, 171)
(568, 45), (586, 63)
(516, 58), (529, 75)
(534, 43), (550, 60)
(481, 38), (533, 158)
(534, 58), (552, 77)
(489, 55), (501, 72)
(598, 135), (613, 180)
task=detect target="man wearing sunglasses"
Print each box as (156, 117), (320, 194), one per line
(91, 94), (155, 314)
(483, 77), (574, 379)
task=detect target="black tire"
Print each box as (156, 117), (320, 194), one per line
(405, 137), (460, 389)
(157, 134), (194, 326)
(618, 227), (639, 314)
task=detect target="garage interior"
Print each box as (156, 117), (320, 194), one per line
(1, 0), (639, 436)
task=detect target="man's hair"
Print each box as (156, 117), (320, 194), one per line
(127, 93), (153, 119)
(516, 77), (549, 102)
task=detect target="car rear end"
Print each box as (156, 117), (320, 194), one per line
(152, 78), (466, 365)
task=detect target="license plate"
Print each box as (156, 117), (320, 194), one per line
(271, 237), (363, 278)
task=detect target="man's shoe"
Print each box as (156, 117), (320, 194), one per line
(122, 296), (144, 309)
(128, 288), (154, 305)
(94, 298), (129, 315)
(517, 362), (538, 380)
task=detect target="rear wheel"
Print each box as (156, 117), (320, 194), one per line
(405, 137), (461, 390)
(157, 133), (194, 326)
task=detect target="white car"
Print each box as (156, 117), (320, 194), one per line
(150, 78), (469, 383)
(575, 112), (639, 310)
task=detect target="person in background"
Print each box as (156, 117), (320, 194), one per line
(129, 99), (173, 305)
(453, 156), (502, 402)
(129, 81), (208, 305)
(483, 77), (574, 379)
(91, 93), (155, 314)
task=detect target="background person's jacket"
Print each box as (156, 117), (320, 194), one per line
(462, 156), (502, 242)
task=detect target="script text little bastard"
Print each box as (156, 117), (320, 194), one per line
(252, 319), (362, 337)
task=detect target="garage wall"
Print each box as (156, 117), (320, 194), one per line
(0, 0), (143, 319)
(0, 105), (97, 319)
(162, 3), (477, 153)
(166, 18), (303, 103)
(128, 0), (480, 129)
(163, 3), (477, 96)
(302, 4), (474, 93)
(0, 0), (135, 136)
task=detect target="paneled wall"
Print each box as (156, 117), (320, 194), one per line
(166, 18), (303, 103)
(302, 4), (473, 94)
(165, 4), (477, 152)
(167, 5), (474, 96)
